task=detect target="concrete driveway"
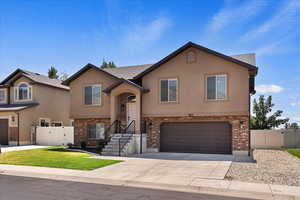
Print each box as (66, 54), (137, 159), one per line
(89, 153), (233, 186)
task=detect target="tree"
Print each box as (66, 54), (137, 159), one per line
(285, 122), (299, 130)
(48, 66), (59, 79)
(100, 60), (116, 69)
(59, 72), (69, 81)
(250, 95), (289, 129)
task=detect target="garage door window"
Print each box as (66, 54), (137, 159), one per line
(207, 75), (227, 100)
(160, 79), (177, 102)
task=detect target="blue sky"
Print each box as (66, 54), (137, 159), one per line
(1, 0), (300, 123)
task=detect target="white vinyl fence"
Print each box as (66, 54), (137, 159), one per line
(35, 126), (74, 146)
(251, 129), (300, 149)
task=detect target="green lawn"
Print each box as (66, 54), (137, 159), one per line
(0, 147), (121, 170)
(286, 148), (300, 159)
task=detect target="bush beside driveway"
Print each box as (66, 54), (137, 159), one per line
(226, 149), (300, 186)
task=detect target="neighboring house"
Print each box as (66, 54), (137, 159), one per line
(64, 42), (258, 156)
(0, 69), (70, 146)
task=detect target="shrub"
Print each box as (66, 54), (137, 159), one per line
(67, 143), (73, 149)
(96, 140), (106, 152)
(80, 141), (87, 149)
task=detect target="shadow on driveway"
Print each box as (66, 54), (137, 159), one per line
(128, 152), (235, 161)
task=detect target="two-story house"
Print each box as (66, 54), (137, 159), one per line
(0, 69), (71, 146)
(64, 42), (258, 156)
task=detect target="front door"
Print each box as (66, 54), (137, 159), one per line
(0, 119), (9, 145)
(126, 102), (137, 126)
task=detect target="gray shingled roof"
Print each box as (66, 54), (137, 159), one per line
(230, 53), (256, 66)
(1, 69), (69, 90)
(22, 70), (70, 90)
(103, 64), (153, 79)
(102, 52), (256, 80)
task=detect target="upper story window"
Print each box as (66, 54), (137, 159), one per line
(14, 82), (32, 102)
(84, 85), (101, 105)
(160, 79), (178, 103)
(186, 51), (196, 64)
(207, 74), (227, 100)
(0, 89), (6, 103)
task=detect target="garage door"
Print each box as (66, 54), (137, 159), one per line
(160, 122), (232, 154)
(0, 119), (9, 145)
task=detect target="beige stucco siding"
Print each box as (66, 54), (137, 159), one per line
(18, 83), (70, 143)
(69, 68), (117, 119)
(2, 76), (71, 144)
(10, 76), (36, 104)
(142, 47), (250, 117)
(0, 112), (18, 127)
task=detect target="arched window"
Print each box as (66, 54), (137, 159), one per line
(14, 82), (32, 101)
(186, 51), (196, 64)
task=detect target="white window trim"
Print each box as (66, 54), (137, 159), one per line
(14, 82), (33, 102)
(0, 89), (7, 104)
(206, 74), (227, 101)
(160, 78), (178, 103)
(39, 118), (51, 127)
(84, 84), (102, 106)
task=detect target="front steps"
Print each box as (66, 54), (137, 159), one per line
(102, 134), (134, 156)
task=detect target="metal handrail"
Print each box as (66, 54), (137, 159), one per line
(123, 120), (136, 134)
(118, 120), (135, 156)
(105, 120), (120, 141)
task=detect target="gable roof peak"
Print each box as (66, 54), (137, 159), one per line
(133, 41), (258, 79)
(0, 68), (69, 90)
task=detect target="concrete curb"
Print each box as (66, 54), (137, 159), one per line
(0, 168), (299, 199)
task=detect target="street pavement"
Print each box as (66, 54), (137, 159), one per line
(0, 175), (258, 200)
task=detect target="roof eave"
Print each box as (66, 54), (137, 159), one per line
(63, 63), (120, 86)
(133, 41), (259, 80)
(103, 79), (149, 94)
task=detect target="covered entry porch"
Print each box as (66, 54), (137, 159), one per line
(104, 79), (149, 134)
(102, 79), (149, 155)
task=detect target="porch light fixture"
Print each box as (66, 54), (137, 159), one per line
(240, 120), (245, 128)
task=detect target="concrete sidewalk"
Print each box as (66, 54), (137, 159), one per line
(0, 164), (299, 199)
(0, 145), (49, 153)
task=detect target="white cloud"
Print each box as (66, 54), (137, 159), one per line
(121, 17), (171, 51)
(290, 102), (300, 107)
(241, 0), (300, 41)
(205, 0), (266, 33)
(256, 84), (284, 93)
(254, 40), (283, 56)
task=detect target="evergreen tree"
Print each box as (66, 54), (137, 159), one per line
(101, 60), (116, 69)
(60, 72), (69, 81)
(48, 66), (59, 79)
(251, 95), (289, 129)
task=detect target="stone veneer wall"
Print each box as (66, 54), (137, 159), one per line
(74, 118), (110, 147)
(143, 115), (249, 153)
